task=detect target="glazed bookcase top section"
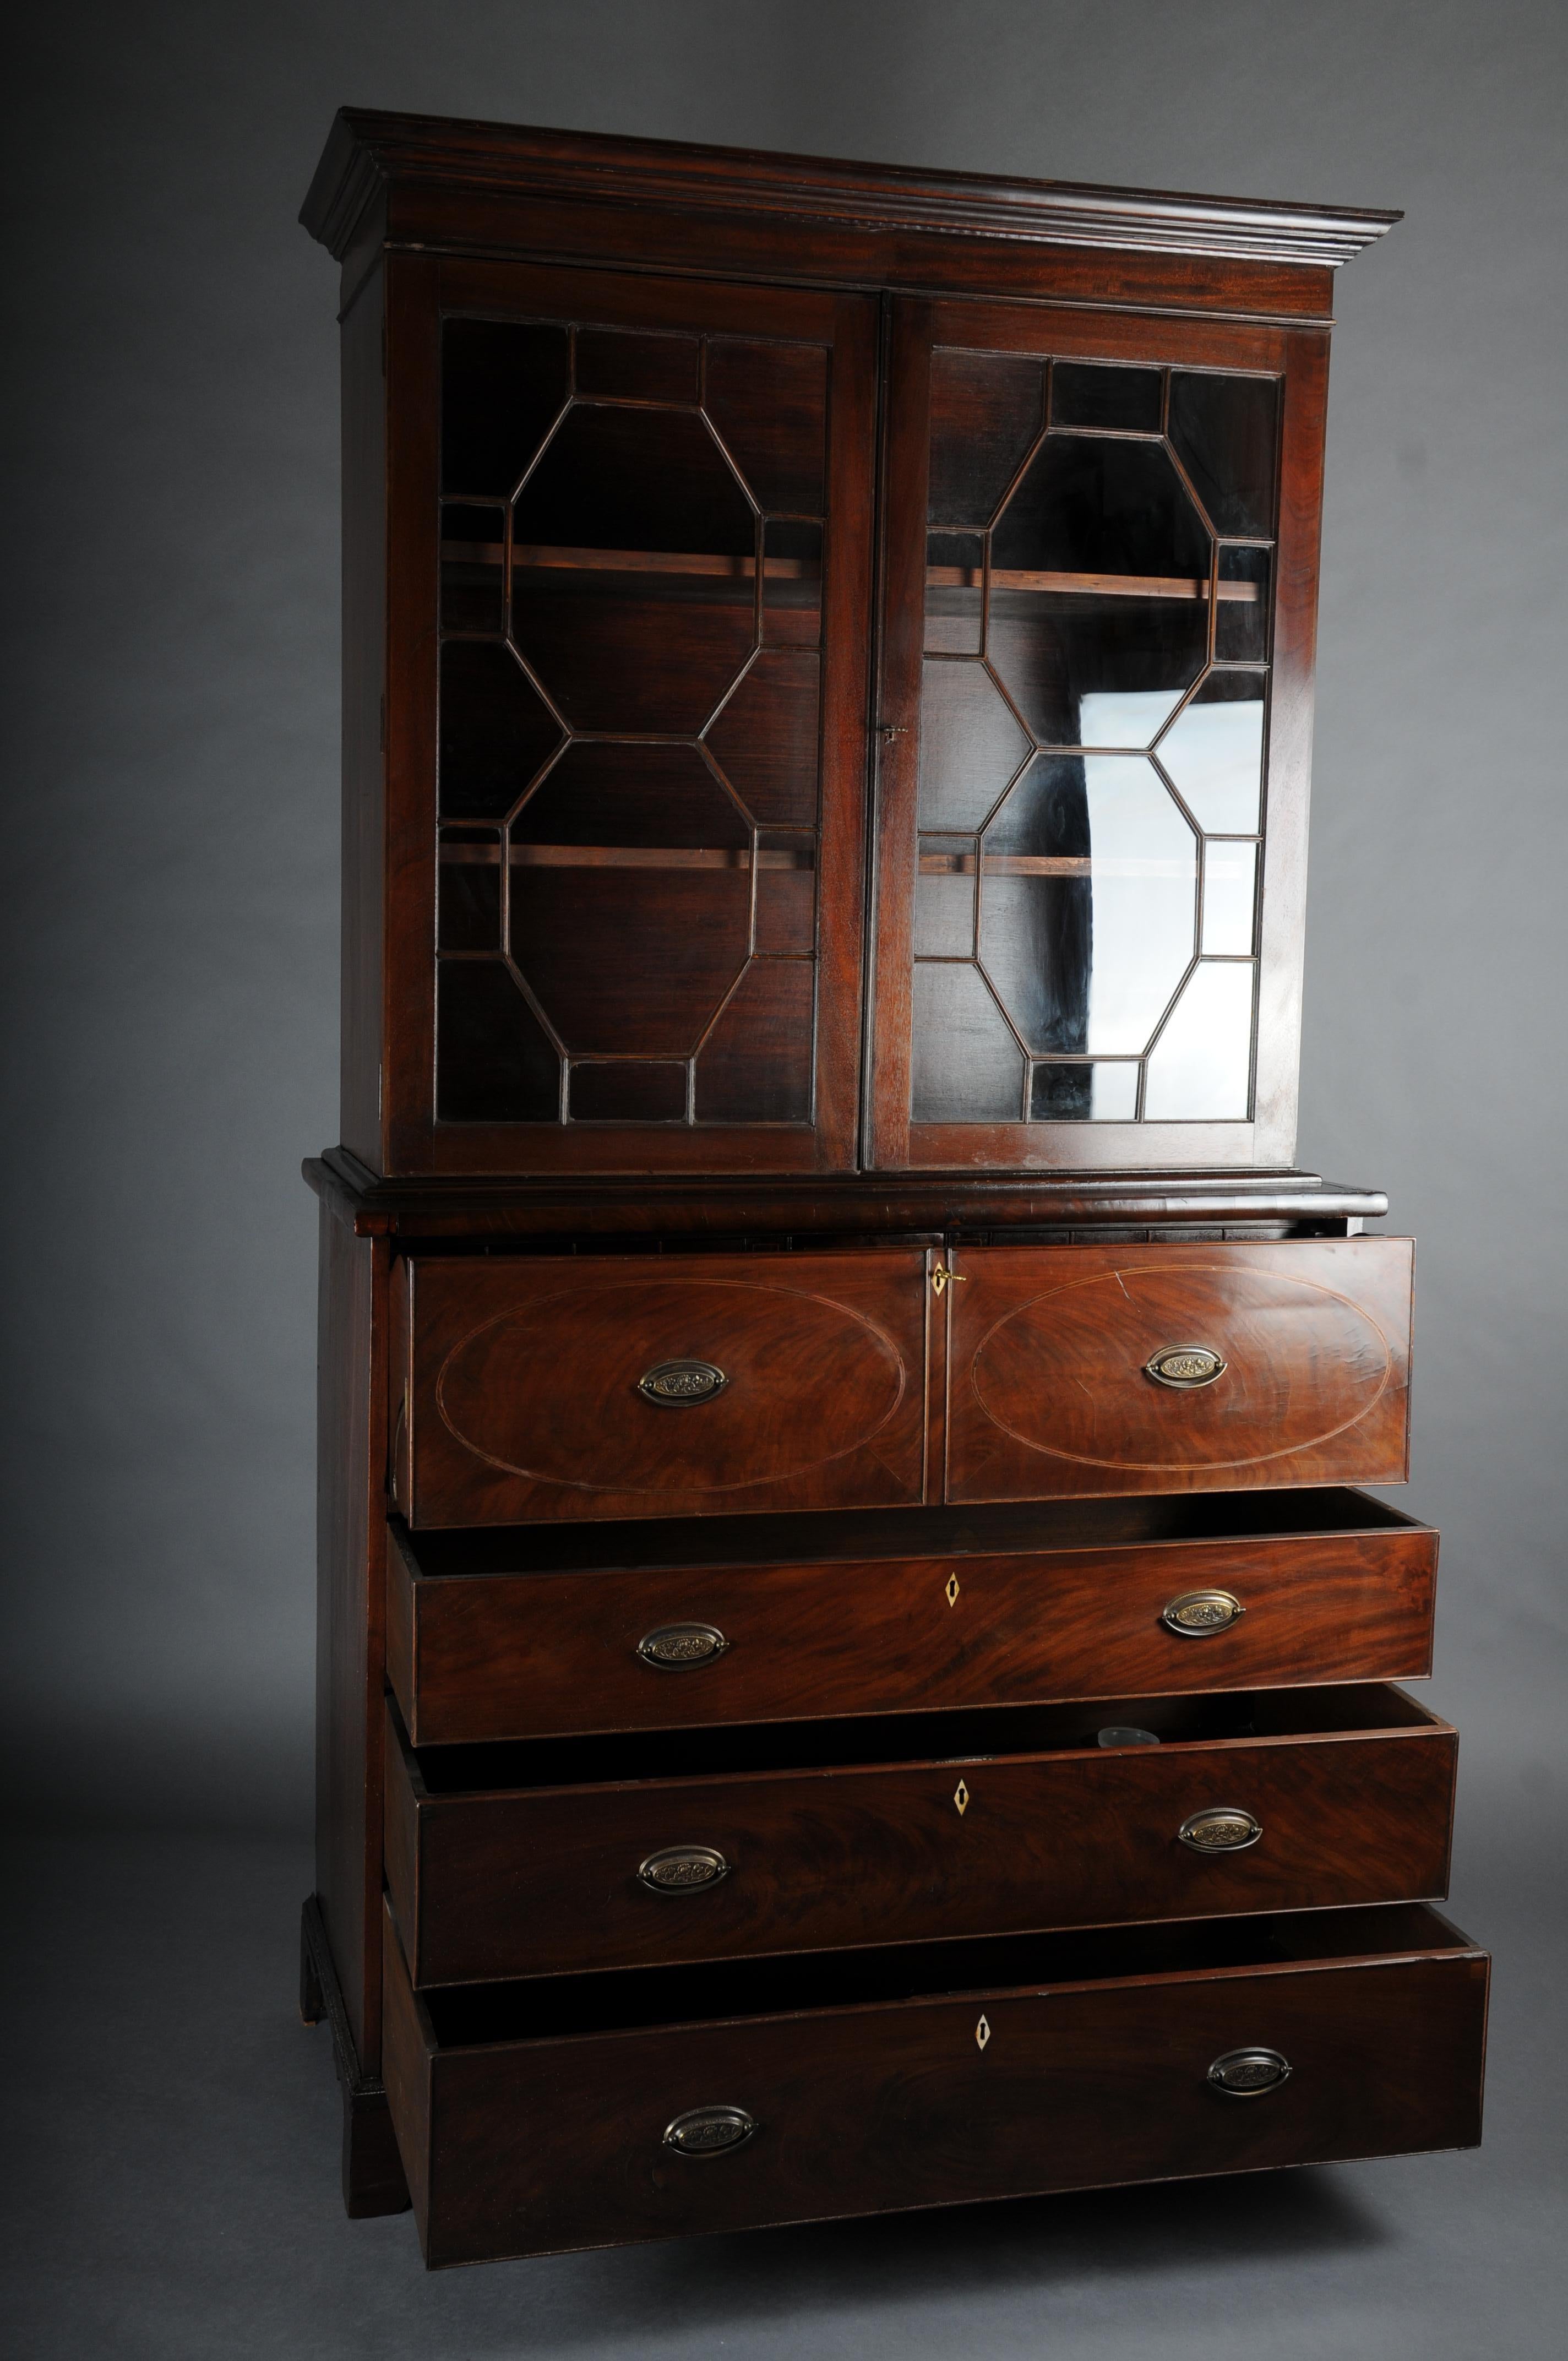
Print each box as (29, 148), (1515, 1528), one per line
(302, 108), (1400, 276)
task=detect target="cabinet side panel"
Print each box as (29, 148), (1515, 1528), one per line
(1251, 328), (1329, 1163)
(315, 1208), (389, 2065)
(340, 268), (388, 1167)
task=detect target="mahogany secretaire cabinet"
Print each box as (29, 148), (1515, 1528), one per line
(297, 110), (1487, 2267)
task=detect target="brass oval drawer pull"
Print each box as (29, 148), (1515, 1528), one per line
(1180, 1805), (1262, 1853)
(1144, 1343), (1227, 1389)
(637, 1622), (730, 1671)
(639, 1845), (729, 1894)
(1163, 1588), (1244, 1636)
(1208, 2047), (1292, 2098)
(664, 2104), (757, 2156)
(638, 1359), (729, 1406)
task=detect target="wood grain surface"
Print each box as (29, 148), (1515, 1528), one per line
(380, 1897), (1486, 2266)
(385, 1684), (1456, 1984)
(386, 1490), (1437, 1745)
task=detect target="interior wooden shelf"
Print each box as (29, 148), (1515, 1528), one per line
(439, 843), (815, 870)
(440, 542), (1260, 602)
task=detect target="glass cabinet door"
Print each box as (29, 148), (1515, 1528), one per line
(868, 297), (1325, 1171)
(385, 259), (875, 1176)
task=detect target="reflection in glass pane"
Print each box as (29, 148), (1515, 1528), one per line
(1050, 362), (1163, 434)
(1202, 841), (1258, 956)
(1168, 373), (1279, 538)
(1216, 546), (1271, 663)
(925, 532), (984, 655)
(911, 962), (1025, 1120)
(914, 839), (977, 956)
(982, 755), (1196, 1056)
(928, 350), (1045, 528)
(574, 329), (700, 404)
(442, 320), (569, 497)
(763, 519), (821, 647)
(1144, 960), (1255, 1119)
(1031, 1060), (1140, 1121)
(917, 660), (1031, 830)
(989, 436), (1210, 745)
(1077, 688), (1190, 748)
(1157, 675), (1266, 833)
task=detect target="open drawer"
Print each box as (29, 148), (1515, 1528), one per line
(382, 1898), (1489, 2266)
(384, 1683), (1456, 1985)
(386, 1490), (1438, 1747)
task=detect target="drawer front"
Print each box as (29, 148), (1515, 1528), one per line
(945, 1239), (1413, 1503)
(385, 1692), (1455, 1984)
(394, 1250), (930, 1527)
(383, 1901), (1488, 2266)
(388, 1503), (1437, 1745)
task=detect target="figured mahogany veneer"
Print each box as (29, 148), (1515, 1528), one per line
(945, 1238), (1413, 1502)
(392, 1238), (1410, 1528)
(385, 1491), (1437, 1747)
(381, 1897), (1487, 2267)
(384, 1683), (1455, 1987)
(391, 1247), (933, 1527)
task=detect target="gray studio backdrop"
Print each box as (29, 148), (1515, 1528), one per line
(4, 1), (1565, 1845)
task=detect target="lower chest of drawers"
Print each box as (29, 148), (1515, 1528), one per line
(328, 1230), (1484, 2267)
(382, 1898), (1488, 2267)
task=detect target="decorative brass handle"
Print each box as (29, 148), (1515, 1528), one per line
(663, 2105), (758, 2156)
(1163, 1589), (1244, 1636)
(637, 1622), (729, 1671)
(639, 1359), (728, 1405)
(1180, 1806), (1262, 1853)
(1208, 2048), (1292, 2098)
(639, 1845), (729, 1894)
(1144, 1344), (1227, 1389)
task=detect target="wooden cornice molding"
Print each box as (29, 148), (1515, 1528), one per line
(302, 108), (1400, 272)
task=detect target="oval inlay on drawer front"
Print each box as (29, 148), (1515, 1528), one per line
(434, 1277), (907, 1494)
(969, 1264), (1395, 1471)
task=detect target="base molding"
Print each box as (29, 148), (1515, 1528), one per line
(300, 1895), (411, 2219)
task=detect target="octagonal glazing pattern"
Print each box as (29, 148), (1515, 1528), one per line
(436, 318), (829, 1127)
(911, 349), (1277, 1128)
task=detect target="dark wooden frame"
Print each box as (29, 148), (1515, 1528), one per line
(367, 257), (878, 1178)
(869, 298), (1325, 1171)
